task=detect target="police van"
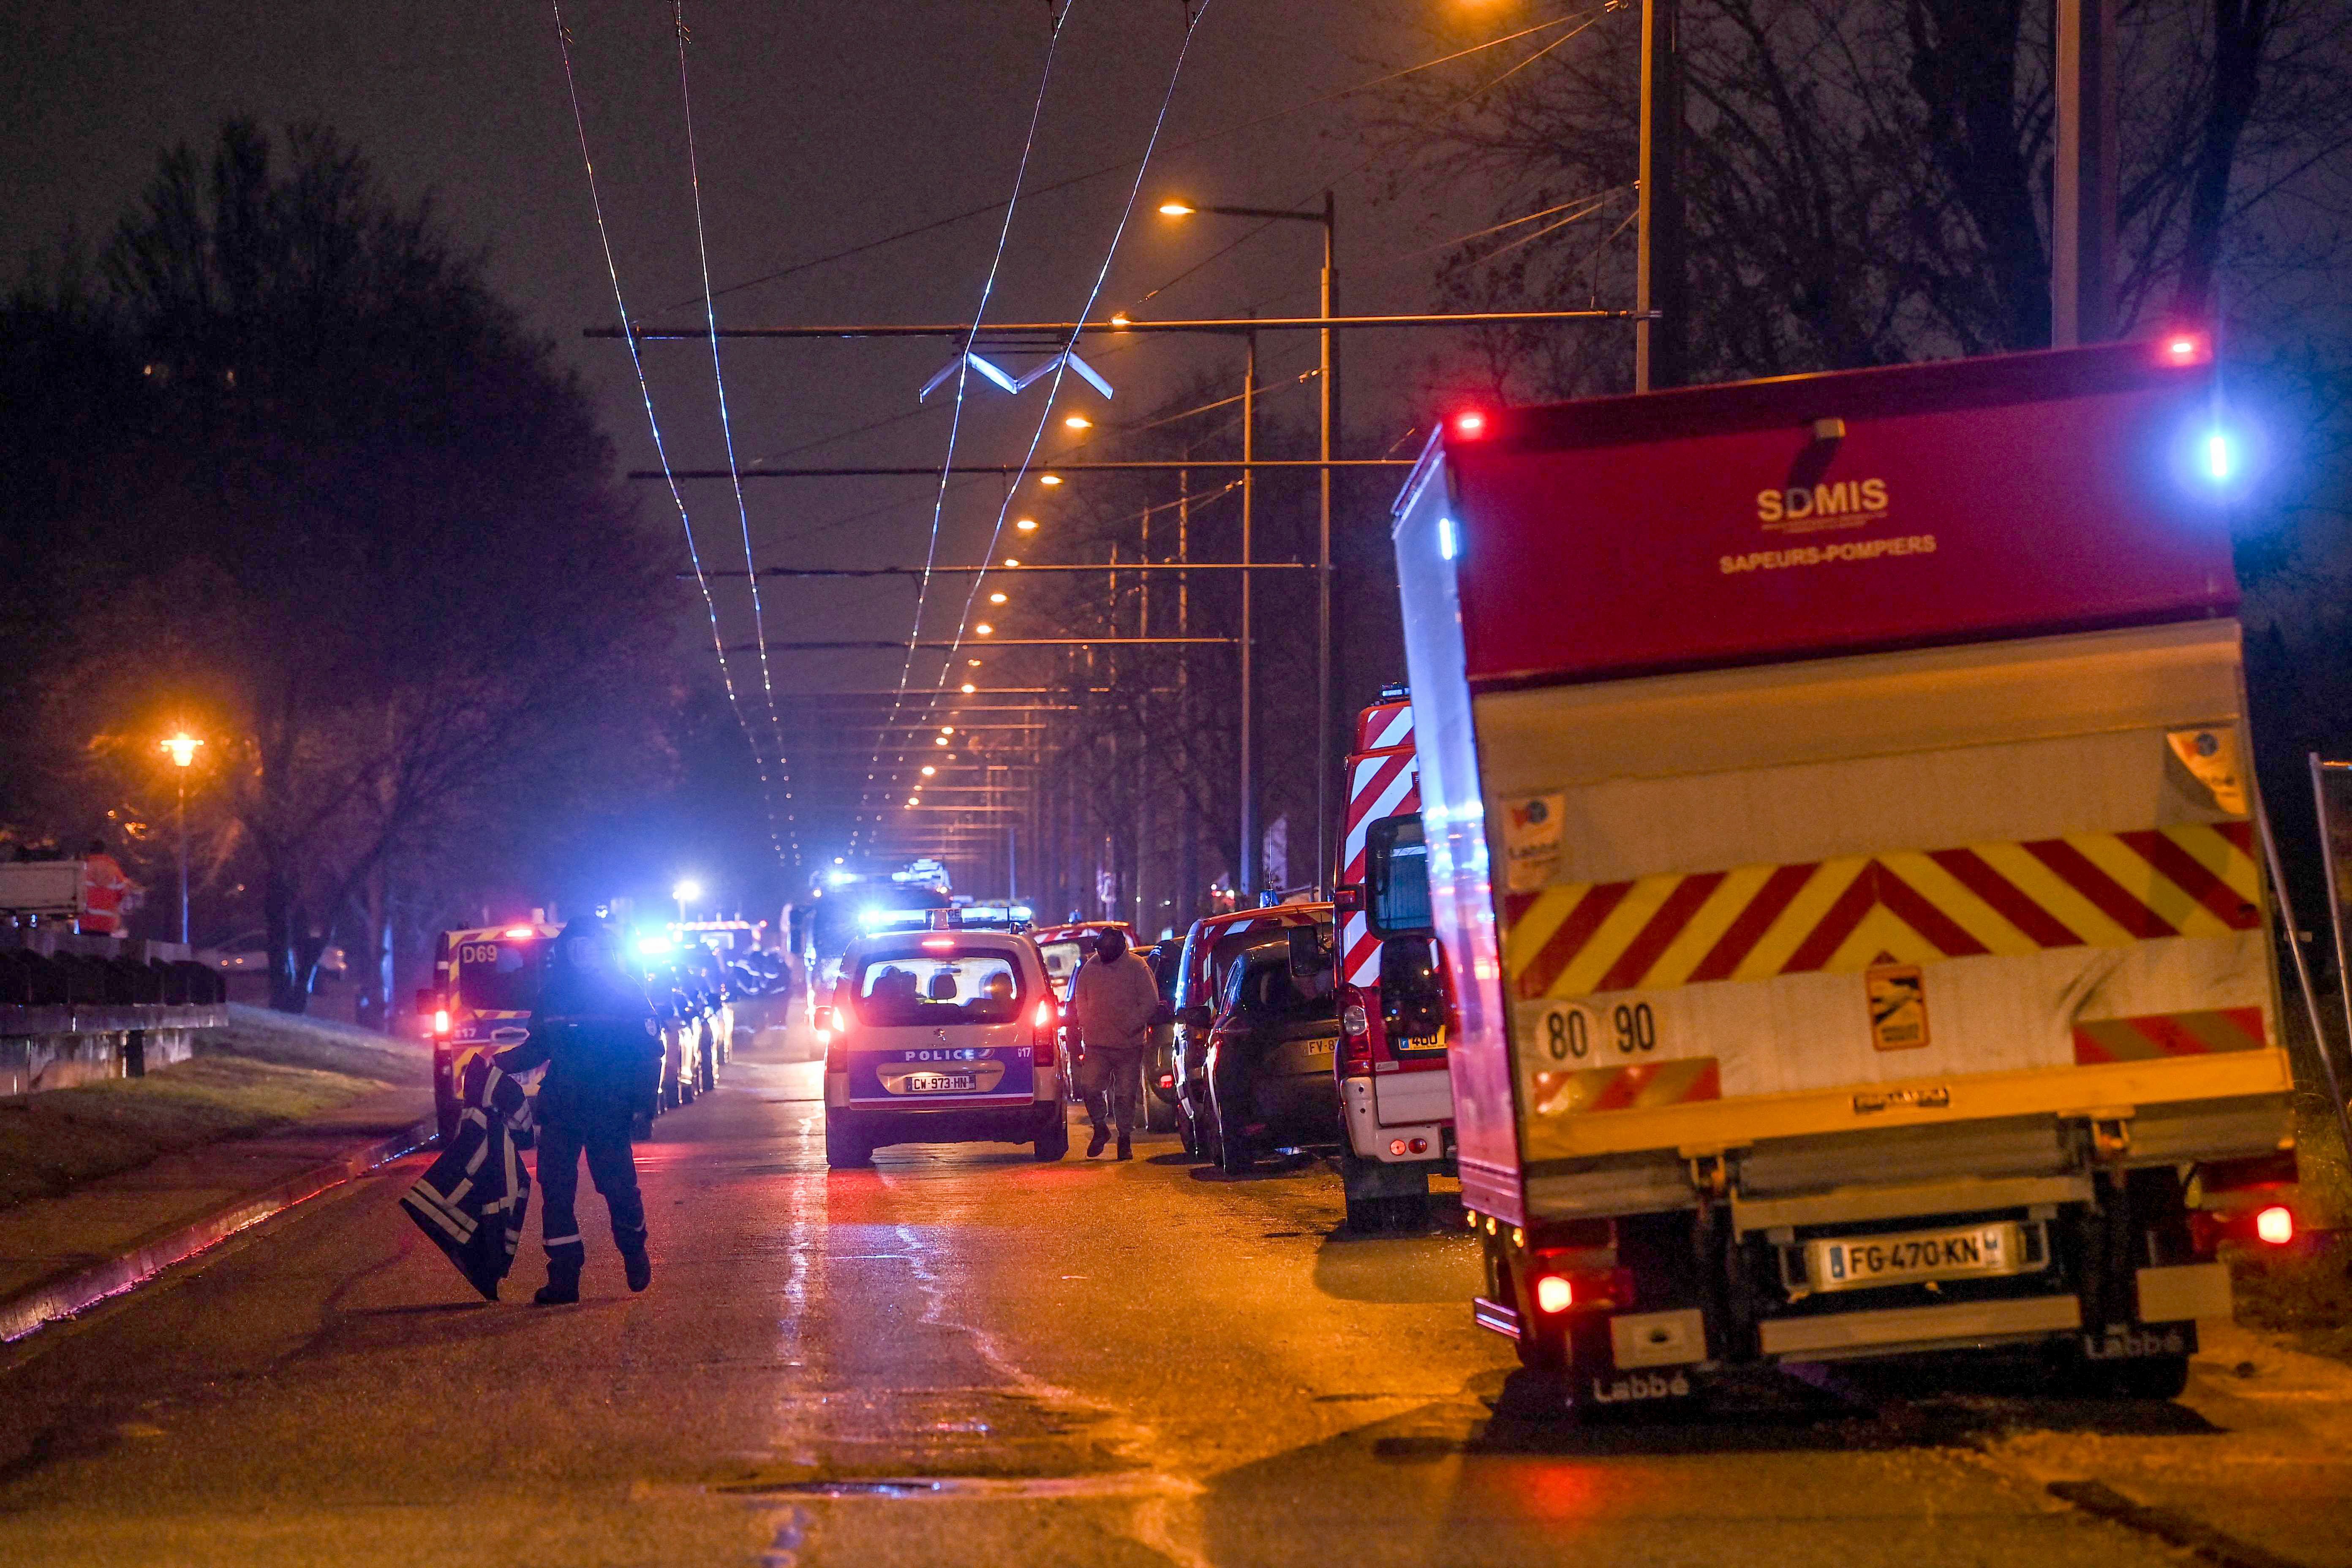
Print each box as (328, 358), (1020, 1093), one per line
(424, 921), (556, 1143)
(816, 926), (1067, 1167)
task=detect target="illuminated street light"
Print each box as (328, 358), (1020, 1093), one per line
(1015, 517), (1038, 532)
(935, 737), (949, 746)
(160, 731), (203, 945)
(1157, 201), (1196, 217)
(989, 591), (1007, 605)
(961, 683), (977, 694)
(1003, 558), (1020, 566)
(1038, 474), (1062, 487)
(975, 622), (995, 635)
(1064, 414), (1092, 430)
(921, 765), (936, 777)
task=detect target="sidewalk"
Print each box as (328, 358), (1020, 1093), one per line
(0, 1082), (434, 1341)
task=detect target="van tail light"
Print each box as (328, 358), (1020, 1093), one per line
(433, 1007), (450, 1037)
(1032, 999), (1058, 1067)
(817, 1006), (848, 1073)
(1338, 986), (1373, 1077)
(2255, 1205), (2295, 1246)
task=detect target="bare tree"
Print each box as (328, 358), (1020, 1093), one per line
(7, 121), (677, 1014)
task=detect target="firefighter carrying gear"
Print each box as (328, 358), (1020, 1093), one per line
(495, 920), (662, 1304)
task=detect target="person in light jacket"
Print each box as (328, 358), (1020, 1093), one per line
(1069, 928), (1161, 1160)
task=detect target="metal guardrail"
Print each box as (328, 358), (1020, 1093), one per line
(0, 1003), (229, 1037)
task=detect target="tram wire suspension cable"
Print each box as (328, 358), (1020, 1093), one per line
(851, 0), (1081, 858)
(547, 0), (798, 869)
(672, 0), (793, 838)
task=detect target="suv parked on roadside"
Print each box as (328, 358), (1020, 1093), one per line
(1198, 926), (1346, 1174)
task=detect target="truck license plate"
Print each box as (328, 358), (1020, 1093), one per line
(904, 1073), (976, 1093)
(1807, 1222), (2025, 1292)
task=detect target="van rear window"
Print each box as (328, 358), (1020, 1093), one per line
(854, 953), (1024, 1026)
(456, 942), (539, 1013)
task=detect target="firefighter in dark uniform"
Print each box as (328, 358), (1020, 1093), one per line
(495, 919), (662, 1305)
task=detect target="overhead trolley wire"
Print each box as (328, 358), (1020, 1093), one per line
(548, 0), (797, 869)
(917, 0), (1224, 793)
(657, 13), (1601, 319)
(849, 0), (1084, 856)
(672, 1), (794, 847)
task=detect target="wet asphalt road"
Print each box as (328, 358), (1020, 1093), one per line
(0, 1024), (2319, 1567)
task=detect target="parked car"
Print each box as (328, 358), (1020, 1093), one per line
(819, 928), (1067, 1168)
(1169, 902), (1332, 1158)
(1199, 925), (1346, 1175)
(1140, 938), (1182, 1133)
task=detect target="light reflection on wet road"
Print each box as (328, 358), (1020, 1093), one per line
(0, 1024), (2338, 1567)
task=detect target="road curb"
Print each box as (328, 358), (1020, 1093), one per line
(0, 1116), (438, 1345)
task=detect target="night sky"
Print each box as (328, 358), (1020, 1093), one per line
(3, 1), (1623, 910)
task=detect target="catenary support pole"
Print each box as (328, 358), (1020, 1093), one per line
(2053, 0), (2118, 346)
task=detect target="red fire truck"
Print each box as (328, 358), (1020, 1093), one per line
(1333, 690), (1458, 1229)
(1382, 335), (2304, 1408)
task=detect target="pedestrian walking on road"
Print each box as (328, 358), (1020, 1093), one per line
(496, 919), (663, 1305)
(1069, 928), (1160, 1161)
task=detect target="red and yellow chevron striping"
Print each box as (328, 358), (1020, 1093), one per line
(1530, 1057), (1722, 1117)
(2073, 1006), (2267, 1064)
(1505, 822), (2259, 1001)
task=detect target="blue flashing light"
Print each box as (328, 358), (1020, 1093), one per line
(826, 869), (856, 887)
(1437, 517), (1458, 561)
(2204, 430), (2235, 484)
(634, 934), (674, 957)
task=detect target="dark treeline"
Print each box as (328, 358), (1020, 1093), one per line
(1, 120), (683, 1020)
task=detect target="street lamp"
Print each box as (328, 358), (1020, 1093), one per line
(672, 878), (702, 923)
(1160, 193), (1339, 896)
(159, 732), (202, 945)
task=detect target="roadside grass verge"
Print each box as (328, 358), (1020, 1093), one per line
(2232, 1241), (2352, 1366)
(0, 1006), (426, 1210)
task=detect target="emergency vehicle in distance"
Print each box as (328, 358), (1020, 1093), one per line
(798, 860), (956, 1018)
(1386, 335), (2306, 1409)
(424, 919), (556, 1144)
(1332, 689), (1457, 1230)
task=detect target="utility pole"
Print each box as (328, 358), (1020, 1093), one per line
(2053, 0), (2118, 346)
(1316, 188), (1339, 901)
(1634, 0), (1686, 392)
(1239, 331), (1258, 900)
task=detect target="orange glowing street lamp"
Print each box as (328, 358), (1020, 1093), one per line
(159, 731), (203, 945)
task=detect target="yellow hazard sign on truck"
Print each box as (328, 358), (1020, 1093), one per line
(1865, 960), (1928, 1051)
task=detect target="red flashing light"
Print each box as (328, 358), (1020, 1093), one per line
(921, 936), (956, 951)
(432, 1007), (450, 1036)
(2255, 1204), (2295, 1246)
(1532, 1274), (1573, 1314)
(1452, 409), (1489, 439)
(503, 926), (537, 939)
(2160, 332), (2212, 367)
